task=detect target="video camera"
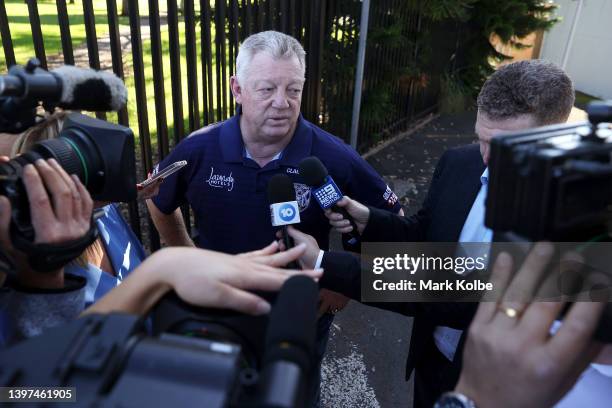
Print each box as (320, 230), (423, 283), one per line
(486, 101), (612, 342)
(0, 276), (318, 408)
(0, 60), (136, 272)
(486, 101), (612, 241)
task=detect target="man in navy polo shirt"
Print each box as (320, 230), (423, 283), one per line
(147, 30), (402, 404)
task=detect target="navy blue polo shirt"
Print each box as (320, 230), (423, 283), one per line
(152, 113), (401, 254)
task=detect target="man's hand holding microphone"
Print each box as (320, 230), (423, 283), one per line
(324, 196), (370, 236)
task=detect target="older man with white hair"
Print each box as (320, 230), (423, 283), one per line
(147, 30), (403, 405)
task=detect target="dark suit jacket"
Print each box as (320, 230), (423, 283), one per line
(319, 144), (485, 402)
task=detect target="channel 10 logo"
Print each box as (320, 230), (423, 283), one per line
(271, 201), (301, 226)
(280, 204), (297, 222)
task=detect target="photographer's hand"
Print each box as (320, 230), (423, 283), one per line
(455, 243), (605, 408)
(83, 246), (323, 317)
(0, 159), (93, 288)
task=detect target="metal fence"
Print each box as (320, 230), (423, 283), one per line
(0, 0), (442, 248)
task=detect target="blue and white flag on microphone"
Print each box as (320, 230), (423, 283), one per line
(312, 177), (343, 209)
(270, 201), (301, 226)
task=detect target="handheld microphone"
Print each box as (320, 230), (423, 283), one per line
(299, 156), (361, 244)
(261, 275), (318, 408)
(267, 174), (301, 269)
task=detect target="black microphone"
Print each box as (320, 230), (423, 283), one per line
(267, 174), (301, 269)
(260, 275), (318, 408)
(299, 156), (361, 245)
(0, 59), (127, 111)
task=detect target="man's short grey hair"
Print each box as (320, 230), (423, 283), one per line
(235, 31), (306, 83)
(477, 60), (575, 125)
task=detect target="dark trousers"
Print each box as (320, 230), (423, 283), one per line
(412, 338), (462, 408)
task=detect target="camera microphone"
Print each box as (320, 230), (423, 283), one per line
(0, 59), (127, 132)
(51, 65), (127, 112)
(299, 156), (361, 244)
(267, 174), (301, 268)
(0, 60), (127, 111)
(261, 275), (318, 408)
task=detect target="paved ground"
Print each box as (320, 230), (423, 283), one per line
(320, 111), (480, 408)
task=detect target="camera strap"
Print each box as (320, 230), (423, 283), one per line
(12, 220), (99, 273)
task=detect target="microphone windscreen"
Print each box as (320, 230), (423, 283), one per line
(298, 156), (328, 187)
(52, 65), (128, 111)
(267, 173), (297, 204)
(264, 275), (318, 368)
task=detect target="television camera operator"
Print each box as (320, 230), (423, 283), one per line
(0, 157), (93, 345)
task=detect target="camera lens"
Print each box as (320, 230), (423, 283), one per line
(29, 128), (103, 190)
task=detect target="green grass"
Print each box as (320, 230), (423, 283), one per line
(0, 0), (234, 156)
(1, 0), (110, 69)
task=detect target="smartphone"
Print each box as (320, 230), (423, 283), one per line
(138, 160), (187, 188)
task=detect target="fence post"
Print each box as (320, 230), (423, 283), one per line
(349, 0), (370, 150)
(0, 2), (15, 67)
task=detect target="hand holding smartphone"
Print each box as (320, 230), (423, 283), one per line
(137, 160), (187, 199)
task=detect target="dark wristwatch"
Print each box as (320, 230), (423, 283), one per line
(434, 391), (477, 408)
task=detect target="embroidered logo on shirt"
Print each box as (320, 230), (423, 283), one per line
(383, 185), (398, 207)
(206, 167), (235, 191)
(293, 183), (311, 212)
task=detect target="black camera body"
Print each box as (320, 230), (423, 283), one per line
(0, 276), (318, 408)
(486, 102), (612, 241)
(485, 101), (612, 342)
(0, 313), (250, 407)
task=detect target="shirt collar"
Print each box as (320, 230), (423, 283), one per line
(219, 109), (313, 165)
(481, 168), (489, 186)
(245, 148), (282, 161)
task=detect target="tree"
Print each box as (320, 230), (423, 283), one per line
(421, 0), (558, 98)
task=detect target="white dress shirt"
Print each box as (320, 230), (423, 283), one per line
(434, 168), (491, 361)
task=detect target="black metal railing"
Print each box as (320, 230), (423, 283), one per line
(0, 0), (442, 247)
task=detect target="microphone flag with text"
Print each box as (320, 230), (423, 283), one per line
(299, 156), (361, 244)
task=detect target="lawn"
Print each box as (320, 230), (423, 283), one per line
(0, 0), (234, 157)
(1, 0), (111, 70)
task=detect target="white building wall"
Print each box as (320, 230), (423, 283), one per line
(540, 0), (612, 99)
